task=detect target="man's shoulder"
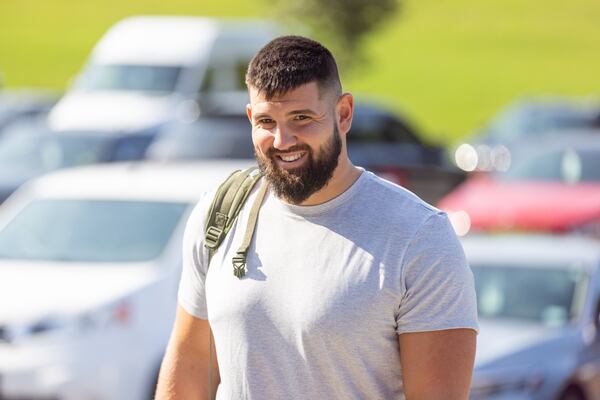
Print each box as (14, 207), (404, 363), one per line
(360, 170), (441, 219)
(184, 190), (214, 243)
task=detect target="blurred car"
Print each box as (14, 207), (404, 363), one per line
(49, 16), (276, 131)
(454, 98), (600, 172)
(439, 130), (600, 235)
(347, 103), (466, 203)
(146, 114), (253, 160)
(0, 121), (160, 203)
(0, 160), (253, 400)
(0, 89), (59, 133)
(463, 233), (600, 400)
(147, 103), (466, 204)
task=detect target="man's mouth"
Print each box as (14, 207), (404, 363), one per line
(276, 151), (307, 164)
(278, 152), (305, 162)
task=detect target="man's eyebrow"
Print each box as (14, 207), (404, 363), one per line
(252, 113), (272, 121)
(287, 109), (319, 116)
(253, 109), (319, 120)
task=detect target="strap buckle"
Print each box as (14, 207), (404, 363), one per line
(204, 226), (223, 249)
(232, 254), (247, 279)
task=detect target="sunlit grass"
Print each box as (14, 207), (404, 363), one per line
(345, 0), (600, 141)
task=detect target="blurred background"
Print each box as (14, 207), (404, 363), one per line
(1, 0), (600, 399)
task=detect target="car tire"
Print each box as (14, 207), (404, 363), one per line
(560, 385), (586, 400)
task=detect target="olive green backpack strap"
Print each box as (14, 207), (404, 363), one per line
(204, 166), (266, 277)
(204, 167), (266, 400)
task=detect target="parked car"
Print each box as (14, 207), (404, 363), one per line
(347, 103), (465, 203)
(147, 102), (465, 204)
(0, 160), (253, 400)
(0, 121), (160, 203)
(146, 114), (253, 160)
(49, 16), (276, 132)
(454, 98), (600, 172)
(463, 233), (600, 400)
(440, 130), (600, 234)
(0, 89), (59, 133)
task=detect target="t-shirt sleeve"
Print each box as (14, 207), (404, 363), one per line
(177, 193), (212, 320)
(396, 211), (479, 334)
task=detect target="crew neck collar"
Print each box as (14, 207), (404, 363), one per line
(269, 168), (367, 216)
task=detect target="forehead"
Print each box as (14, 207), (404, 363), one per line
(249, 82), (328, 113)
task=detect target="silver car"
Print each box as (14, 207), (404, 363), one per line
(463, 233), (600, 400)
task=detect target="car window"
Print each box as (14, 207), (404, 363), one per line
(0, 134), (109, 172)
(503, 148), (600, 182)
(349, 108), (421, 144)
(484, 105), (596, 143)
(471, 264), (587, 326)
(79, 64), (182, 93)
(110, 135), (154, 161)
(0, 199), (188, 262)
(235, 60), (249, 91)
(200, 59), (251, 93)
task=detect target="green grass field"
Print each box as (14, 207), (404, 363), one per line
(1, 0), (599, 143)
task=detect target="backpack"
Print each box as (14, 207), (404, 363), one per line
(204, 166), (267, 278)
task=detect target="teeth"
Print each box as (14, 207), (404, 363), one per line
(280, 153), (303, 162)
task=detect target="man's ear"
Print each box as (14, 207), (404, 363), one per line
(246, 103), (253, 125)
(337, 93), (354, 136)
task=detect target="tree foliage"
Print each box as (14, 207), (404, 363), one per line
(273, 0), (400, 69)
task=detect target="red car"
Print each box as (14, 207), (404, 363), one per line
(439, 131), (600, 235)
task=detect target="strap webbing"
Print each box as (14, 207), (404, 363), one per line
(205, 167), (261, 267)
(232, 180), (268, 278)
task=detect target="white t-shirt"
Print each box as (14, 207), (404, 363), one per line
(178, 170), (478, 399)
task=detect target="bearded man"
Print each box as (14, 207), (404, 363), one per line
(156, 36), (478, 400)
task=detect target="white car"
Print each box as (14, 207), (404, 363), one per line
(0, 160), (253, 400)
(49, 16), (276, 131)
(463, 233), (600, 400)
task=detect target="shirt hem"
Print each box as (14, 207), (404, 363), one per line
(396, 324), (480, 335)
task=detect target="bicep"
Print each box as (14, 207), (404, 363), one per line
(166, 304), (218, 375)
(398, 328), (476, 400)
(170, 304), (212, 348)
(156, 305), (219, 400)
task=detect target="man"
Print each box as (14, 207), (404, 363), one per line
(156, 36), (478, 400)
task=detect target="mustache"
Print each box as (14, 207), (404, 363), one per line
(266, 144), (311, 157)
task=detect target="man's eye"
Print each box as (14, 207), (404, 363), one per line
(294, 115), (310, 121)
(258, 118), (274, 124)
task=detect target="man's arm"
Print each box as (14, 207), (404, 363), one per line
(398, 328), (476, 400)
(155, 305), (220, 400)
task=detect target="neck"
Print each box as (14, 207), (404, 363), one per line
(296, 156), (362, 206)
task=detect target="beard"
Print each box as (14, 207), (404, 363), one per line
(255, 124), (342, 205)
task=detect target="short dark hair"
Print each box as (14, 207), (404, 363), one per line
(245, 36), (342, 100)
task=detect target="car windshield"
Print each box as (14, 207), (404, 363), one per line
(79, 64), (181, 93)
(0, 199), (188, 262)
(0, 133), (109, 172)
(472, 264), (587, 326)
(501, 148), (600, 183)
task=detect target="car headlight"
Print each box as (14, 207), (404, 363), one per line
(3, 300), (132, 343)
(470, 373), (544, 399)
(455, 143), (479, 172)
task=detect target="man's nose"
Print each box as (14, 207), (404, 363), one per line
(272, 124), (296, 150)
